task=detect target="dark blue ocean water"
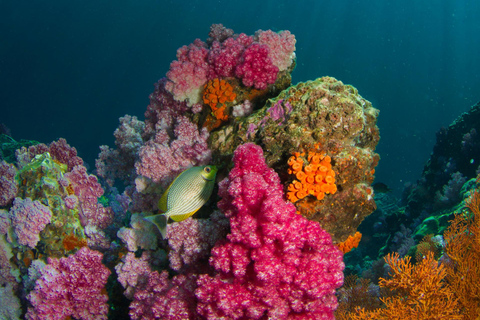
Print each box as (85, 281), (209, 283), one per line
(2, 0), (479, 194)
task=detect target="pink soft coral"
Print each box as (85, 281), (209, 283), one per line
(9, 197), (52, 248)
(195, 143), (344, 319)
(0, 161), (18, 207)
(26, 247), (111, 320)
(257, 30), (296, 71)
(64, 165), (113, 229)
(129, 271), (198, 320)
(234, 43), (279, 90)
(165, 39), (209, 105)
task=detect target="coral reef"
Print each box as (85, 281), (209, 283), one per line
(405, 100), (480, 219)
(210, 76), (380, 242)
(0, 23), (401, 319)
(337, 176), (480, 319)
(164, 24), (296, 106)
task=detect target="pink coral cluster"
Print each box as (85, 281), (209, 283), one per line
(65, 165), (113, 229)
(166, 210), (229, 272)
(234, 43), (279, 90)
(195, 143), (344, 319)
(96, 115), (145, 186)
(9, 197), (52, 248)
(26, 247), (111, 320)
(257, 29), (296, 71)
(207, 33), (253, 79)
(115, 251), (153, 299)
(165, 39), (210, 106)
(135, 115), (211, 187)
(0, 160), (17, 207)
(130, 271), (198, 320)
(165, 24), (295, 104)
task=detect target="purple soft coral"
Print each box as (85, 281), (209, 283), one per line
(65, 165), (113, 229)
(196, 143), (344, 319)
(26, 247), (111, 320)
(9, 197), (52, 248)
(0, 161), (17, 207)
(130, 271), (198, 320)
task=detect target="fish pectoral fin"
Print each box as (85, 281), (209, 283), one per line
(144, 214), (168, 239)
(169, 208), (200, 222)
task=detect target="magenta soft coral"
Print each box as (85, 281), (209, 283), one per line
(235, 43), (279, 90)
(207, 33), (253, 79)
(195, 143), (344, 319)
(26, 247), (111, 320)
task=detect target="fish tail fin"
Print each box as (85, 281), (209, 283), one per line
(144, 214), (168, 239)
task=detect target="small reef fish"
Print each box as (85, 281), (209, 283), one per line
(372, 182), (391, 194)
(144, 165), (218, 239)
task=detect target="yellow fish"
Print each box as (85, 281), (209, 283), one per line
(144, 165), (218, 239)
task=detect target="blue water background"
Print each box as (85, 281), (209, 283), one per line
(2, 0), (479, 194)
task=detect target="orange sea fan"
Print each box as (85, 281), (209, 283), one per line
(350, 252), (461, 320)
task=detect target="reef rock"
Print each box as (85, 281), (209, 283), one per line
(209, 76), (380, 242)
(406, 100), (480, 218)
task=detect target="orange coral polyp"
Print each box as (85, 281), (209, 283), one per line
(325, 175), (334, 184)
(304, 165), (314, 174)
(292, 162), (303, 172)
(286, 150), (337, 203)
(296, 190), (308, 199)
(306, 175), (315, 184)
(203, 78), (236, 121)
(296, 171), (306, 181)
(319, 165), (328, 173)
(293, 181), (302, 190)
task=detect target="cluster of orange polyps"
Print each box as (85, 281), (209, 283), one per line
(337, 231), (362, 254)
(203, 78), (236, 121)
(286, 151), (337, 203)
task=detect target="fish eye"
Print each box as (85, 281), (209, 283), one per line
(204, 166), (211, 173)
